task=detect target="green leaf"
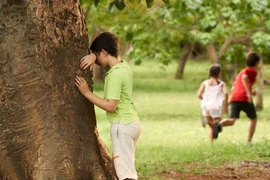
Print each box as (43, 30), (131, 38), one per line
(232, 0), (241, 4)
(146, 0), (154, 8)
(115, 0), (126, 10)
(162, 0), (169, 4)
(108, 2), (114, 13)
(126, 32), (133, 41)
(94, 0), (99, 6)
(184, 0), (203, 10)
(80, 0), (88, 4)
(128, 0), (142, 5)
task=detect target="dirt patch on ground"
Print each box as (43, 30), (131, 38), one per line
(151, 161), (270, 180)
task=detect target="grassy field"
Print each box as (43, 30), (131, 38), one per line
(93, 60), (270, 179)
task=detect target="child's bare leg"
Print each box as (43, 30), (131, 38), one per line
(208, 126), (214, 142)
(219, 118), (236, 126)
(206, 116), (215, 142)
(248, 119), (257, 142)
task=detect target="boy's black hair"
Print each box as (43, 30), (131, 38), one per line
(246, 52), (260, 67)
(90, 32), (120, 58)
(209, 64), (221, 78)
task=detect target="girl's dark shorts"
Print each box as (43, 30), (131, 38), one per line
(229, 101), (257, 120)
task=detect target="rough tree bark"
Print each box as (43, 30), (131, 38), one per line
(0, 0), (116, 179)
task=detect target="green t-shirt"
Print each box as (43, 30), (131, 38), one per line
(104, 60), (139, 124)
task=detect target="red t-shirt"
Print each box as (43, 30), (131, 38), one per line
(230, 67), (257, 102)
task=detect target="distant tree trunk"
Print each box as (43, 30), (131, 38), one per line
(206, 37), (232, 65)
(205, 44), (218, 64)
(175, 43), (194, 79)
(256, 60), (264, 110)
(0, 1), (116, 179)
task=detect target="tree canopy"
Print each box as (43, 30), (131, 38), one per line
(82, 0), (270, 68)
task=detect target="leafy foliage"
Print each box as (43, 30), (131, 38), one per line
(81, 0), (270, 69)
(84, 0), (170, 11)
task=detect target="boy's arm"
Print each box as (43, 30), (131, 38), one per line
(75, 76), (118, 113)
(242, 74), (252, 103)
(197, 82), (205, 100)
(80, 53), (97, 70)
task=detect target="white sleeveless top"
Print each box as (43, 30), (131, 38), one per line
(201, 80), (225, 111)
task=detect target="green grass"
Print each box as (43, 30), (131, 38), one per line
(93, 60), (270, 179)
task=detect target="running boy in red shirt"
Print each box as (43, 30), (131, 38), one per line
(213, 52), (260, 145)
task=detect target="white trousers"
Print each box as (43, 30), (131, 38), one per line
(110, 120), (141, 180)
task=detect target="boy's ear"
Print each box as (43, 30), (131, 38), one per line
(101, 49), (109, 56)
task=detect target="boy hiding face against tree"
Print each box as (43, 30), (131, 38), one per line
(75, 32), (141, 180)
(213, 52), (260, 145)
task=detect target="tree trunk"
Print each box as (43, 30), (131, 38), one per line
(175, 43), (194, 79)
(256, 60), (264, 110)
(0, 1), (116, 179)
(205, 44), (218, 64)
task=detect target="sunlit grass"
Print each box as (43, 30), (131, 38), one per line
(93, 60), (270, 178)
